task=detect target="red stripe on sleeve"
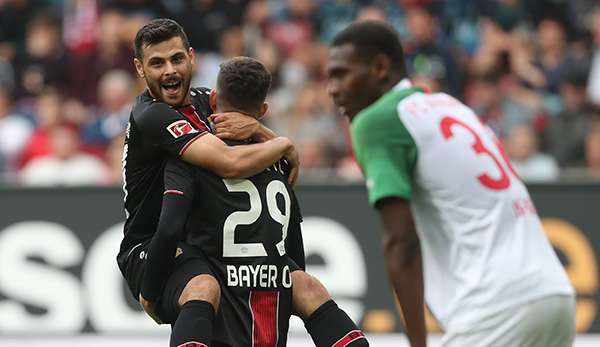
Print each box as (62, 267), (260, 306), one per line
(176, 342), (208, 347)
(332, 330), (366, 347)
(178, 132), (208, 156)
(164, 190), (184, 196)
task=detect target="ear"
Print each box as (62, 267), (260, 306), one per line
(372, 54), (392, 80)
(209, 89), (217, 111)
(188, 47), (196, 70)
(258, 102), (269, 120)
(134, 58), (145, 79)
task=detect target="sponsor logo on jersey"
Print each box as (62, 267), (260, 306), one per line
(166, 120), (199, 138)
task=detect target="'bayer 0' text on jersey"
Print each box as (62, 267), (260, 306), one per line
(351, 79), (574, 332)
(163, 158), (302, 347)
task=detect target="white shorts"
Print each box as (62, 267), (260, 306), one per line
(441, 295), (576, 347)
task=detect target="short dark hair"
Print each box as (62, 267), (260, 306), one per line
(217, 57), (271, 114)
(134, 18), (190, 59)
(332, 21), (406, 75)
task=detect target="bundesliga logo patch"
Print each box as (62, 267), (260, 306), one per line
(167, 120), (198, 138)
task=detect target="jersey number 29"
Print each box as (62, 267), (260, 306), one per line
(222, 179), (290, 258)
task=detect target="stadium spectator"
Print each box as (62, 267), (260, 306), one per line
(584, 118), (600, 179)
(20, 122), (109, 186)
(403, 5), (461, 96)
(19, 88), (63, 168)
(81, 69), (133, 150)
(104, 134), (125, 185)
(543, 65), (594, 166)
(533, 17), (573, 94)
(505, 123), (559, 182)
(587, 9), (600, 105)
(0, 87), (33, 181)
(68, 8), (136, 104)
(14, 11), (68, 98)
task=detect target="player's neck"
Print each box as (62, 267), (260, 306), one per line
(381, 73), (404, 94)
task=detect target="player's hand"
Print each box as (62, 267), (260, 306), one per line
(139, 294), (163, 324)
(284, 144), (300, 186)
(209, 112), (259, 141)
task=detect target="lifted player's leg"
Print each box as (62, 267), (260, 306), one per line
(170, 274), (220, 347)
(292, 271), (369, 347)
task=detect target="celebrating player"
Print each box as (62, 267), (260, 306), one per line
(326, 21), (575, 347)
(143, 56), (368, 347)
(116, 18), (299, 346)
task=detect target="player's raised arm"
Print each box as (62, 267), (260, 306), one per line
(181, 132), (297, 181)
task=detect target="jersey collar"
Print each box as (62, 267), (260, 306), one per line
(393, 78), (413, 92)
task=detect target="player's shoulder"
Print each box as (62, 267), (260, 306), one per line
(190, 86), (212, 112)
(131, 90), (176, 124)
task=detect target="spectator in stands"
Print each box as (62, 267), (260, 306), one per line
(403, 5), (461, 96)
(584, 118), (600, 179)
(20, 122), (109, 186)
(533, 17), (573, 93)
(192, 26), (245, 89)
(0, 87), (33, 181)
(14, 10), (68, 98)
(587, 9), (600, 105)
(82, 70), (133, 150)
(543, 65), (594, 166)
(505, 123), (559, 182)
(68, 8), (136, 104)
(466, 72), (536, 138)
(104, 134), (125, 185)
(19, 88), (63, 168)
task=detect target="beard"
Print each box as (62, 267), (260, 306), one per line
(144, 71), (192, 107)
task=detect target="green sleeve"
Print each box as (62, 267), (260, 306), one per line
(351, 98), (417, 206)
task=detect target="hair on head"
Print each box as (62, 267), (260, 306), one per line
(217, 57), (272, 114)
(134, 18), (190, 59)
(332, 20), (406, 75)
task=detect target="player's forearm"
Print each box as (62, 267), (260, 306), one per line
(142, 195), (190, 302)
(251, 123), (277, 143)
(384, 233), (427, 347)
(221, 137), (292, 178)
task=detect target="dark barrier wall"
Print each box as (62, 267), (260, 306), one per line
(0, 184), (597, 334)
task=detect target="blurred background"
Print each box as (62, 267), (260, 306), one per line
(1, 0), (600, 345)
(0, 0), (599, 186)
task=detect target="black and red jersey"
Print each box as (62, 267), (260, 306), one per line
(116, 87), (212, 272)
(163, 157), (303, 347)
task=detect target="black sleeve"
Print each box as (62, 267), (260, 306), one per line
(286, 191), (305, 270)
(136, 102), (208, 157)
(141, 160), (196, 302)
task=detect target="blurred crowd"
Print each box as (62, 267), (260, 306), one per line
(0, 0), (600, 186)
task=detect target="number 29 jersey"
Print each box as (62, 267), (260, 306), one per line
(163, 158), (302, 347)
(351, 79), (574, 332)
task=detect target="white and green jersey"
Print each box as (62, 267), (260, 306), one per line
(351, 79), (574, 332)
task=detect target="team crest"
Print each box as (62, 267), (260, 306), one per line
(167, 120), (198, 138)
(175, 247), (183, 258)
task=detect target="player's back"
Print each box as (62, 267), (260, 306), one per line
(357, 83), (573, 331)
(172, 159), (300, 347)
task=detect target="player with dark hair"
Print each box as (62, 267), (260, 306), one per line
(327, 21), (574, 347)
(143, 56), (369, 347)
(117, 18), (299, 346)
